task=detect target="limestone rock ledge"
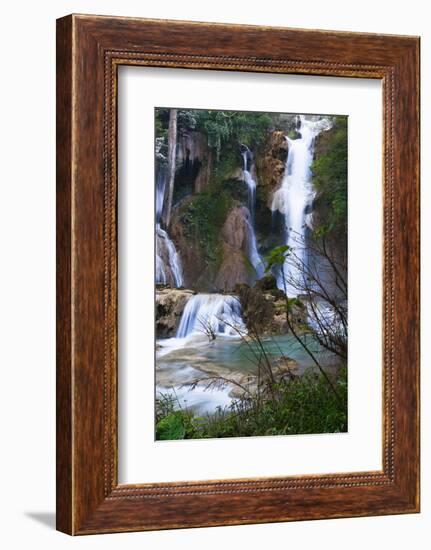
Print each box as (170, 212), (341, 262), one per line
(156, 288), (195, 338)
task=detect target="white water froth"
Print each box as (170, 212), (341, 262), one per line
(156, 294), (246, 360)
(177, 294), (245, 338)
(156, 294), (247, 412)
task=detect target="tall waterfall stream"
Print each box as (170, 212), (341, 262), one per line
(271, 115), (332, 294)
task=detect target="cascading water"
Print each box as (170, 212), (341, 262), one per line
(155, 170), (166, 222)
(176, 294), (245, 338)
(271, 115), (331, 295)
(245, 216), (265, 280)
(155, 225), (184, 287)
(156, 293), (245, 412)
(242, 149), (265, 280)
(155, 171), (184, 287)
(242, 150), (256, 221)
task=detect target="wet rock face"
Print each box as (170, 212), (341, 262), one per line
(169, 197), (207, 289)
(235, 284), (276, 334)
(215, 206), (254, 290)
(155, 288), (195, 338)
(176, 130), (212, 194)
(221, 205), (250, 249)
(255, 131), (289, 206)
(252, 131), (289, 255)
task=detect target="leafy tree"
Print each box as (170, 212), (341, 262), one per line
(191, 109), (272, 158)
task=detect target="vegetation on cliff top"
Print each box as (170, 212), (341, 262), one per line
(186, 109), (272, 156)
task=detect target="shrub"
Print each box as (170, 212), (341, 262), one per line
(155, 368), (347, 440)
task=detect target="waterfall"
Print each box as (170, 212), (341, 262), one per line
(156, 225), (184, 287)
(245, 217), (265, 280)
(176, 294), (245, 338)
(242, 149), (265, 279)
(155, 170), (184, 287)
(242, 150), (256, 221)
(155, 170), (166, 222)
(271, 115), (331, 295)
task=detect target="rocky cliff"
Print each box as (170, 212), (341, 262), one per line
(215, 206), (255, 290)
(255, 130), (288, 207)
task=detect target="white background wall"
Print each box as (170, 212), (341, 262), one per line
(0, 0), (428, 548)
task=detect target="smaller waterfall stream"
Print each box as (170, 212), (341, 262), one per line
(155, 171), (184, 287)
(155, 225), (184, 287)
(242, 149), (265, 280)
(156, 293), (246, 361)
(242, 151), (256, 221)
(177, 294), (245, 338)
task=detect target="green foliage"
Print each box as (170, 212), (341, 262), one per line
(286, 296), (303, 312)
(155, 369), (347, 440)
(230, 111), (272, 148)
(155, 108), (169, 139)
(182, 185), (232, 268)
(213, 148), (239, 185)
(194, 110), (233, 155)
(177, 109), (198, 130)
(155, 394), (205, 439)
(191, 109), (272, 157)
(156, 413), (186, 440)
(264, 245), (290, 272)
(311, 117), (348, 234)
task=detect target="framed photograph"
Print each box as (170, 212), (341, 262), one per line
(56, 14), (420, 534)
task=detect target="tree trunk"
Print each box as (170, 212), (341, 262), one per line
(162, 108), (177, 228)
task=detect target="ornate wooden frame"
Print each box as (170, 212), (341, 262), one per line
(56, 14), (420, 535)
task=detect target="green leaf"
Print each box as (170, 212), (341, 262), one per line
(156, 413), (186, 440)
(264, 245), (290, 272)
